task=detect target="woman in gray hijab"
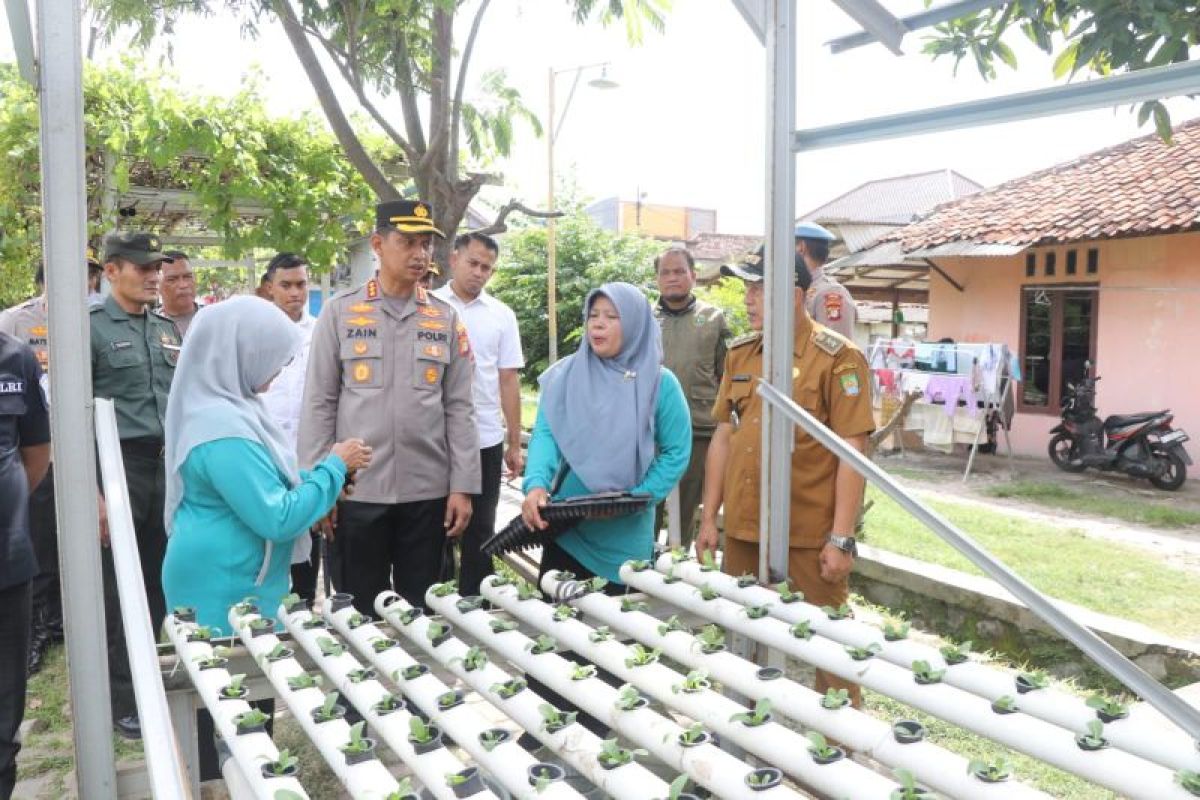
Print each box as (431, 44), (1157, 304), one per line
(521, 282), (692, 586)
(161, 297), (372, 633)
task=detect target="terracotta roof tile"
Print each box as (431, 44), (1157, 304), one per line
(887, 118), (1200, 249)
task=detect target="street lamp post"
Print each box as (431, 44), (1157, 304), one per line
(546, 62), (618, 365)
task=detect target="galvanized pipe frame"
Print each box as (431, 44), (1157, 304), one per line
(754, 379), (1200, 743)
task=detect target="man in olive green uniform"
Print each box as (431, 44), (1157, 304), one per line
(697, 245), (874, 706)
(797, 222), (857, 341)
(0, 252), (98, 675)
(91, 232), (179, 739)
(299, 200), (478, 616)
(653, 247), (729, 546)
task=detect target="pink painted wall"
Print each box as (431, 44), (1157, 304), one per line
(927, 231), (1200, 458)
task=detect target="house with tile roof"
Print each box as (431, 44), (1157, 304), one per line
(884, 117), (1200, 460)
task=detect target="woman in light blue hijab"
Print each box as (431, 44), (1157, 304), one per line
(161, 297), (371, 633)
(522, 282), (691, 585)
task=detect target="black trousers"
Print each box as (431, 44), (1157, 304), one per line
(0, 580), (31, 800)
(525, 541), (628, 738)
(331, 498), (448, 616)
(27, 467), (61, 633)
(459, 443), (504, 597)
(102, 445), (168, 719)
(289, 550), (318, 603)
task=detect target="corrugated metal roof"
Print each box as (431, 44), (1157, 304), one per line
(799, 169), (984, 227)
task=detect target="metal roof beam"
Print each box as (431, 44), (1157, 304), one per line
(729, 0), (766, 44)
(827, 0), (1008, 54)
(828, 0), (905, 55)
(795, 59), (1200, 151)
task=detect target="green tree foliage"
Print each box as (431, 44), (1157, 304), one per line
(0, 62), (377, 307)
(696, 278), (750, 339)
(92, 0), (672, 263)
(924, 1), (1199, 139)
(488, 212), (662, 379)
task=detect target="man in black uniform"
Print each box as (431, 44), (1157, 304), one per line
(0, 332), (50, 800)
(91, 232), (179, 740)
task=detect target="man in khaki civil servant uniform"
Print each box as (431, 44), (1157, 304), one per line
(653, 247), (729, 547)
(696, 244), (874, 706)
(0, 252), (98, 675)
(798, 221), (857, 341)
(299, 200), (479, 615)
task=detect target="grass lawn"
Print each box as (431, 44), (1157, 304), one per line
(863, 486), (1200, 637)
(984, 479), (1200, 529)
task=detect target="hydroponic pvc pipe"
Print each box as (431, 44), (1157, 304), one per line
(407, 591), (662, 800)
(481, 578), (892, 799)
(166, 615), (308, 800)
(621, 564), (1192, 800)
(657, 553), (1200, 773)
(279, 604), (484, 800)
(329, 599), (578, 800)
(228, 608), (400, 798)
(411, 584), (806, 800)
(542, 571), (1049, 800)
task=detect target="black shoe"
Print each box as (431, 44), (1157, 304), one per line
(26, 637), (46, 677)
(114, 714), (142, 740)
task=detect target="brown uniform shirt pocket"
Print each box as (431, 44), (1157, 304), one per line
(340, 338), (383, 390)
(413, 339), (449, 391)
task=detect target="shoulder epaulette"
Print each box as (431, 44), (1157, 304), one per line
(812, 329), (846, 356)
(729, 332), (761, 349)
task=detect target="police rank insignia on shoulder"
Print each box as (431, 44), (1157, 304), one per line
(812, 330), (845, 356)
(349, 303), (375, 313)
(729, 332), (761, 349)
(839, 372), (860, 396)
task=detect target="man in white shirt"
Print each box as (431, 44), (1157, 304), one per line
(433, 232), (524, 595)
(258, 252), (319, 601)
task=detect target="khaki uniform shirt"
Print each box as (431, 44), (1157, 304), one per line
(0, 297), (49, 374)
(807, 270), (857, 341)
(298, 278), (480, 504)
(90, 296), (180, 441)
(655, 297), (729, 436)
(712, 315), (874, 549)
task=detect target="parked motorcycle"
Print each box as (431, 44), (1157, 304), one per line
(1048, 364), (1191, 490)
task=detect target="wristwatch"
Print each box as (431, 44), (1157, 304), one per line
(826, 534), (858, 556)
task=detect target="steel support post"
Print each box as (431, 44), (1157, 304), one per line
(761, 0), (796, 584)
(37, 0), (118, 792)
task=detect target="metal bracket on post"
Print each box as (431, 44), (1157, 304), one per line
(761, 0), (796, 587)
(755, 379), (1200, 743)
(729, 0), (766, 44)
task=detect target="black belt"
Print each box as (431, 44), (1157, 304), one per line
(120, 437), (165, 458)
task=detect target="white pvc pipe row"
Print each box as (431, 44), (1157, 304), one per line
(630, 562), (1192, 800)
(544, 571), (1048, 800)
(330, 598), (580, 800)
(657, 554), (1200, 774)
(165, 615), (308, 800)
(228, 608), (401, 798)
(484, 577), (895, 799)
(279, 604), (484, 800)
(402, 591), (668, 799)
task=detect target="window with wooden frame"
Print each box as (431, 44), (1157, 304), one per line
(1019, 285), (1099, 413)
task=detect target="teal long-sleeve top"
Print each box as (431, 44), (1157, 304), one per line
(162, 437), (346, 634)
(523, 367), (691, 583)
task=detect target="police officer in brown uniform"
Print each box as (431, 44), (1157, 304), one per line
(0, 253), (96, 675)
(91, 232), (180, 738)
(299, 200), (478, 615)
(653, 247), (729, 546)
(797, 222), (857, 341)
(697, 244), (874, 706)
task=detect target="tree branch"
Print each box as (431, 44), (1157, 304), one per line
(471, 198), (564, 237)
(273, 0), (399, 200)
(448, 0), (491, 175)
(427, 6), (453, 177)
(393, 32), (428, 155)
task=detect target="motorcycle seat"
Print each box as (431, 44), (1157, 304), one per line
(1104, 411), (1168, 428)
